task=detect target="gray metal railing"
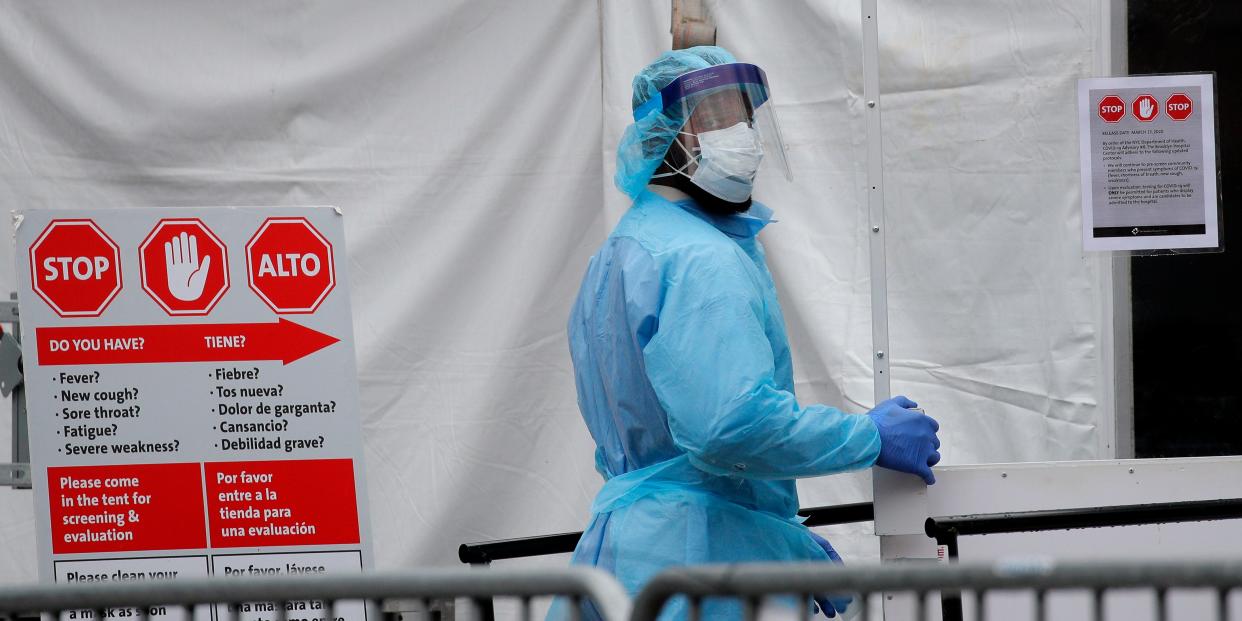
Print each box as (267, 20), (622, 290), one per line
(631, 559), (1242, 621)
(8, 559), (1242, 621)
(0, 568), (631, 621)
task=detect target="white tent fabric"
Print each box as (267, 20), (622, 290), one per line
(0, 0), (1111, 589)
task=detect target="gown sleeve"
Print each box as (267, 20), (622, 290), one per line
(642, 245), (881, 479)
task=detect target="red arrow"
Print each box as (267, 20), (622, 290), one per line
(36, 319), (339, 366)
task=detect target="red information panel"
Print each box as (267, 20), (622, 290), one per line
(47, 463), (207, 554)
(204, 459), (359, 548)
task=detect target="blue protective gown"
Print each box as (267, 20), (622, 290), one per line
(561, 189), (882, 619)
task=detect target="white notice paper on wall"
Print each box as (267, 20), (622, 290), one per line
(1078, 73), (1220, 252)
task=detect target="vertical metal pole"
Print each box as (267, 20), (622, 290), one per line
(477, 597), (495, 621)
(864, 7), (934, 620)
(8, 292), (30, 490)
(10, 382), (26, 465)
(13, 388), (28, 469)
(670, 0), (716, 49)
(861, 0), (891, 405)
(1097, 0), (1133, 460)
(469, 562), (496, 621)
(519, 596), (532, 621)
(9, 293), (24, 464)
(937, 530), (964, 621)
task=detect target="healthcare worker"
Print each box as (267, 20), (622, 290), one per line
(561, 47), (941, 620)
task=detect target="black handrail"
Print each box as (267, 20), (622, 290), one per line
(459, 531), (581, 565)
(458, 502), (874, 621)
(801, 500), (874, 526)
(924, 498), (1242, 621)
(458, 502), (875, 565)
(925, 498), (1242, 559)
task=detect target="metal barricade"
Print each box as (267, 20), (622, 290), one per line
(457, 503), (876, 621)
(0, 568), (631, 621)
(10, 559), (1242, 621)
(631, 559), (1242, 621)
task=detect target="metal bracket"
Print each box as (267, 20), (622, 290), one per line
(0, 463), (31, 487)
(0, 331), (23, 396)
(1, 292), (29, 489)
(0, 300), (18, 323)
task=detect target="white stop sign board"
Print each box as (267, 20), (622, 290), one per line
(14, 206), (373, 621)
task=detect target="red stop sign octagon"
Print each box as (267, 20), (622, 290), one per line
(246, 218), (336, 314)
(139, 219), (230, 316)
(29, 219), (123, 317)
(1133, 94), (1160, 122)
(1098, 95), (1125, 123)
(1166, 92), (1194, 121)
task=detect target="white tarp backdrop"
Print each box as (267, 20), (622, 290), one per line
(0, 0), (1112, 587)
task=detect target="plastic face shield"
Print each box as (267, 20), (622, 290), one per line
(634, 63), (792, 181)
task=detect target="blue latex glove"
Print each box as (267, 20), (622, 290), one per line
(809, 531), (852, 618)
(866, 396), (941, 485)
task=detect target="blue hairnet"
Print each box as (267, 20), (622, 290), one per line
(615, 46), (738, 198)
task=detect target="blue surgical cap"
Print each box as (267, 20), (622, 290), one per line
(615, 46), (739, 198)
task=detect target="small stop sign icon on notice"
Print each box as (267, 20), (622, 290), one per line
(246, 218), (336, 314)
(1133, 94), (1160, 122)
(1166, 93), (1193, 121)
(1098, 95), (1125, 123)
(28, 219), (123, 317)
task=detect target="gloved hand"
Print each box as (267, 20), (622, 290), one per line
(866, 396), (941, 485)
(808, 531), (852, 618)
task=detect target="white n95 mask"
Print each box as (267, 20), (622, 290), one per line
(692, 122), (765, 202)
(656, 122), (766, 203)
